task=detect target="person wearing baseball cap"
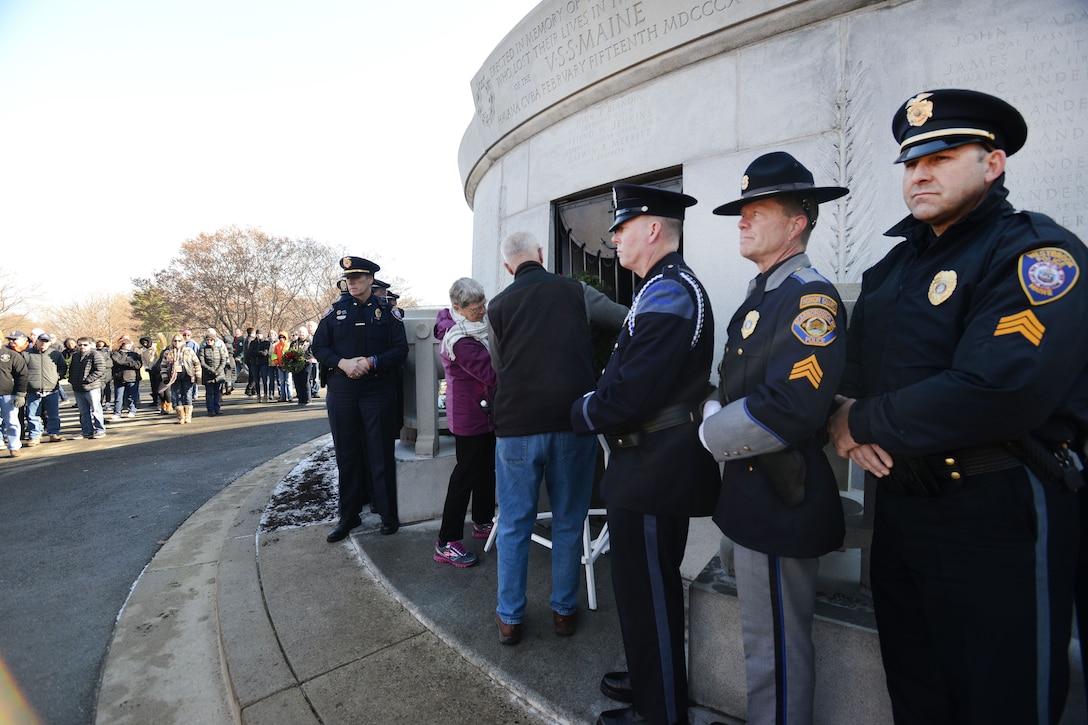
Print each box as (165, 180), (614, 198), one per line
(829, 89), (1088, 724)
(1, 332), (30, 455)
(24, 333), (68, 444)
(699, 152), (848, 725)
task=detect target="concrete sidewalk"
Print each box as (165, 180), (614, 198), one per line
(95, 435), (729, 725)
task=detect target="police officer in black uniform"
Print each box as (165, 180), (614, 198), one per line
(571, 184), (720, 725)
(313, 256), (408, 542)
(699, 152), (848, 724)
(829, 89), (1088, 724)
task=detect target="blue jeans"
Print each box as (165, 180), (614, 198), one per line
(170, 378), (197, 407)
(204, 381), (223, 413)
(74, 388), (106, 437)
(277, 368), (292, 401)
(26, 389), (61, 439)
(494, 431), (597, 624)
(0, 394), (21, 450)
(114, 381), (138, 411)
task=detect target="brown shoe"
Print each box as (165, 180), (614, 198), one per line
(495, 614), (522, 646)
(49, 435), (64, 442)
(26, 439), (40, 447)
(9, 448), (20, 457)
(553, 610), (577, 637)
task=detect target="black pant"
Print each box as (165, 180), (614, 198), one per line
(871, 468), (1078, 725)
(326, 377), (398, 524)
(291, 371), (310, 404)
(607, 505), (690, 725)
(438, 432), (496, 544)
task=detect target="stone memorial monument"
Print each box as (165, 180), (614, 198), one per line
(459, 0), (1087, 721)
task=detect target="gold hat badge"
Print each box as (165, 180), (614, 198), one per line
(905, 93), (934, 127)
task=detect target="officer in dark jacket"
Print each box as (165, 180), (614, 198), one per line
(571, 184), (719, 725)
(829, 89), (1088, 725)
(312, 256), (408, 541)
(699, 153), (848, 724)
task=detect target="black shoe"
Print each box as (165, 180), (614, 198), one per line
(596, 706), (646, 725)
(326, 517), (361, 543)
(380, 518), (399, 535)
(600, 671), (634, 703)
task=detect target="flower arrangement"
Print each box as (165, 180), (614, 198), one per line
(281, 349), (307, 374)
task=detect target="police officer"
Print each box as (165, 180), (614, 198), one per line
(699, 152), (848, 724)
(829, 89), (1088, 724)
(571, 184), (720, 725)
(313, 256), (408, 541)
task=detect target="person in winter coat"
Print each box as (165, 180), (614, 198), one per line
(110, 336), (143, 420)
(245, 329), (271, 402)
(159, 333), (202, 424)
(69, 337), (108, 439)
(23, 333), (67, 444)
(271, 331), (292, 402)
(287, 326), (313, 406)
(1, 331), (30, 456)
(431, 278), (497, 569)
(198, 329), (230, 416)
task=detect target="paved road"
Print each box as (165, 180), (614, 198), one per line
(0, 389), (330, 725)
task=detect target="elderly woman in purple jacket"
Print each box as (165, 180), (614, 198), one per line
(432, 277), (497, 569)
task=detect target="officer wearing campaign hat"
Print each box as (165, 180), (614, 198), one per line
(700, 152), (848, 725)
(313, 254), (407, 541)
(829, 88), (1088, 724)
(575, 182), (719, 725)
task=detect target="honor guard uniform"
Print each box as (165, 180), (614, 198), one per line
(312, 256), (408, 541)
(700, 153), (848, 724)
(830, 89), (1088, 724)
(571, 184), (720, 725)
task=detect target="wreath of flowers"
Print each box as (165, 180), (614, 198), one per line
(281, 348), (307, 374)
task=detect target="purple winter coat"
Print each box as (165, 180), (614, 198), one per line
(435, 308), (496, 437)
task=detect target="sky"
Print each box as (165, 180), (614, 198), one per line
(0, 0), (540, 315)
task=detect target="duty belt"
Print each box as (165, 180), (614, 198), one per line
(604, 402), (700, 449)
(882, 440), (1083, 496)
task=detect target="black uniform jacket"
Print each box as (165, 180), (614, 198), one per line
(842, 177), (1088, 456)
(571, 253), (720, 517)
(702, 254), (846, 558)
(312, 293), (408, 386)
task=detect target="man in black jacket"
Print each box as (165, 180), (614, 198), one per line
(488, 230), (627, 647)
(68, 336), (108, 439)
(1, 331), (29, 456)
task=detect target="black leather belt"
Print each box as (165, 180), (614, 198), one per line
(604, 403), (700, 449)
(883, 445), (1026, 496)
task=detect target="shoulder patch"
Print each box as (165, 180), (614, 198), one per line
(791, 308), (837, 346)
(320, 307), (333, 319)
(789, 267), (832, 286)
(1019, 247), (1078, 305)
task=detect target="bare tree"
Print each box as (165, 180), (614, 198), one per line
(50, 293), (139, 342)
(0, 267), (31, 330)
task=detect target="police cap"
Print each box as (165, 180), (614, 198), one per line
(892, 88), (1027, 164)
(371, 278), (391, 290)
(712, 152), (848, 216)
(340, 256), (379, 277)
(609, 183), (697, 233)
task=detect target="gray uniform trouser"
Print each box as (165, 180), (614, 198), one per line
(732, 541), (820, 725)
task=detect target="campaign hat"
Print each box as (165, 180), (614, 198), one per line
(892, 88), (1027, 163)
(340, 256), (379, 277)
(713, 152), (848, 216)
(609, 183), (697, 233)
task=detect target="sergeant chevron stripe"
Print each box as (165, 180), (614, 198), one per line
(788, 354), (824, 389)
(994, 309), (1045, 346)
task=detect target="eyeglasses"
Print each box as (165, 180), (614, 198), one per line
(278, 336), (286, 339)
(464, 302), (487, 315)
(78, 343), (91, 348)
(183, 333), (191, 336)
(206, 336), (215, 340)
(172, 339), (183, 343)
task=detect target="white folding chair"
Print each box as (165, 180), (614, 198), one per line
(483, 435), (611, 610)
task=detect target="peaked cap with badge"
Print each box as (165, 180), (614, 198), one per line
(892, 88), (1027, 163)
(340, 256), (379, 277)
(712, 152), (848, 218)
(609, 183), (698, 233)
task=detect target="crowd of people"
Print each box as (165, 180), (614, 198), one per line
(0, 323), (333, 454)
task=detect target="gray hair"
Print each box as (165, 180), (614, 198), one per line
(501, 231), (540, 265)
(449, 277), (486, 309)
